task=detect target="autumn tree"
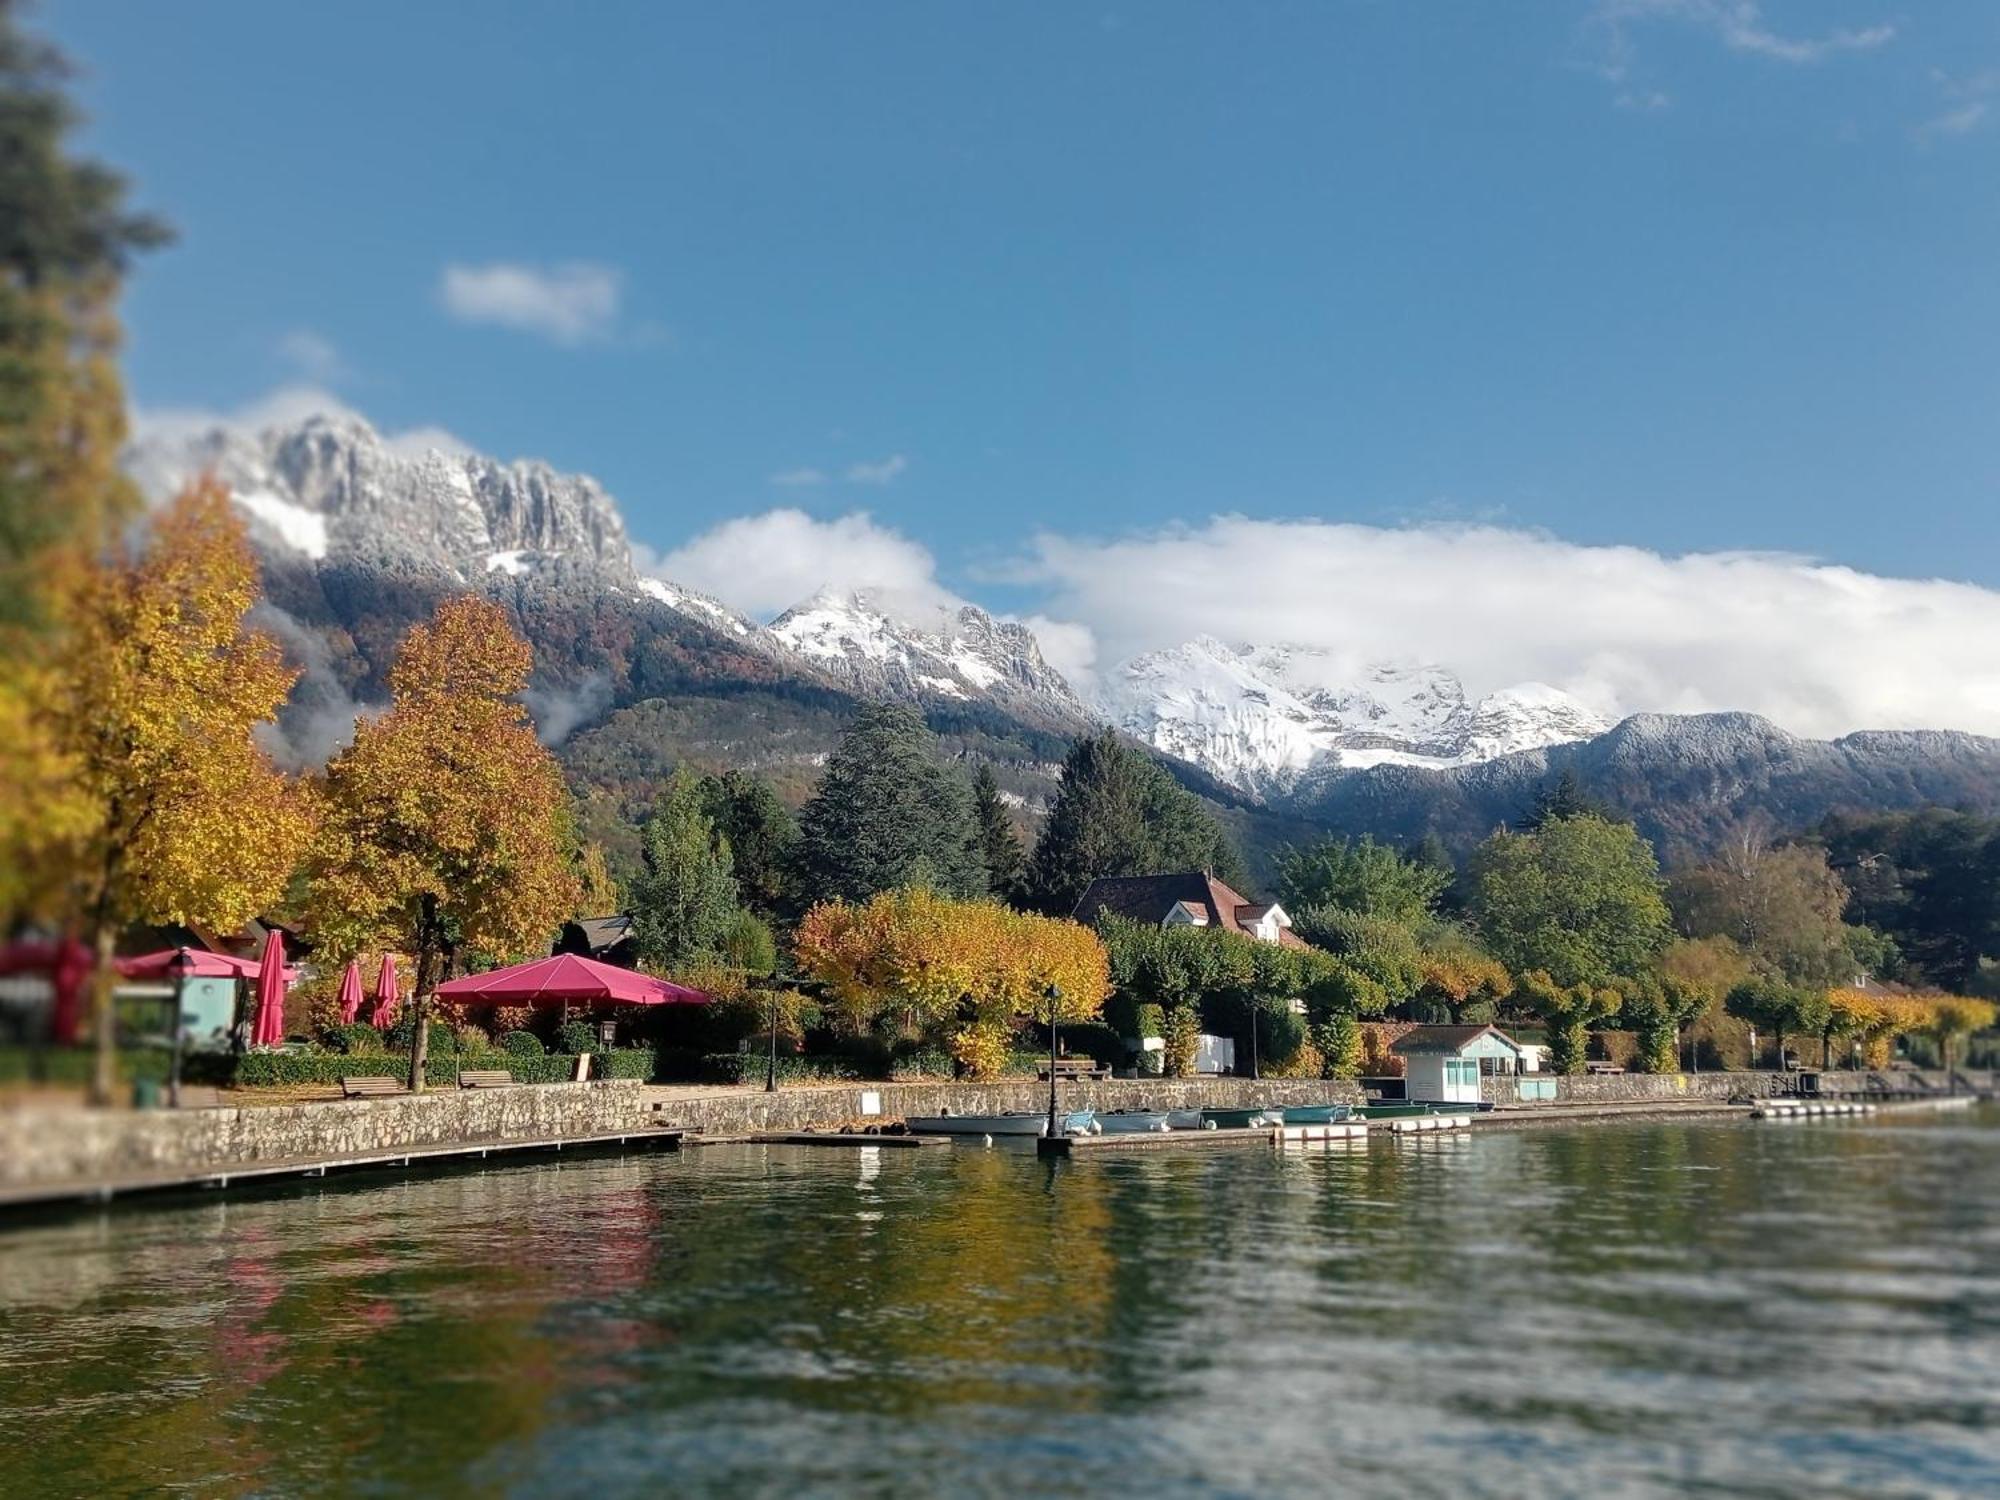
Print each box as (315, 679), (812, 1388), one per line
(1919, 996), (1996, 1078)
(1471, 813), (1670, 989)
(1614, 975), (1711, 1073)
(794, 888), (1109, 1078)
(631, 767), (739, 970)
(1669, 841), (1856, 986)
(42, 481), (310, 1099)
(308, 596), (578, 1091)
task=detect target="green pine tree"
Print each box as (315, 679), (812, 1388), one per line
(631, 768), (741, 969)
(699, 768), (797, 916)
(972, 764), (1025, 901)
(790, 703), (984, 906)
(1025, 729), (1242, 913)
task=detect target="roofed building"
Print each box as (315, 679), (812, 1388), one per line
(1390, 1023), (1528, 1103)
(1071, 872), (1308, 949)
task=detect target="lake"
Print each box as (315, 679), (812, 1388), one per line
(2, 1111), (1997, 1498)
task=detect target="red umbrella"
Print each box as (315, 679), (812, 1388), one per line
(335, 960), (366, 1025)
(249, 930), (288, 1046)
(114, 949), (278, 981)
(372, 954), (401, 1031)
(0, 938), (93, 1046)
(435, 953), (709, 1006)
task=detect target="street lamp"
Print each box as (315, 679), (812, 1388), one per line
(167, 946), (191, 1109)
(1044, 983), (1063, 1139)
(765, 982), (779, 1093)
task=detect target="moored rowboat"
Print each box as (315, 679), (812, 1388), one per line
(905, 1110), (1098, 1137)
(1200, 1107), (1284, 1130)
(1096, 1110), (1172, 1133)
(1281, 1104), (1354, 1125)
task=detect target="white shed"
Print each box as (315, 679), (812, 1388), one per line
(1391, 1024), (1526, 1104)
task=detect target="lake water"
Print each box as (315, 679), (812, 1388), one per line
(2, 1111), (1998, 1498)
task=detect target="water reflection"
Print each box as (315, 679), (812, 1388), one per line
(1, 1116), (1997, 1496)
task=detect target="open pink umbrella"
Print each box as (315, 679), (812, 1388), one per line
(250, 929), (288, 1046)
(114, 948), (275, 981)
(435, 953), (710, 1006)
(335, 959), (366, 1025)
(372, 954), (401, 1031)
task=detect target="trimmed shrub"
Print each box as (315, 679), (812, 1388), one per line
(700, 1052), (860, 1085)
(327, 1022), (384, 1055)
(557, 1020), (597, 1056)
(501, 1030), (545, 1058)
(890, 1047), (954, 1080)
(595, 1048), (654, 1080)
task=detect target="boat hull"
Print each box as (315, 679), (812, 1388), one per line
(1200, 1107), (1284, 1130)
(1096, 1111), (1172, 1133)
(1280, 1105), (1354, 1125)
(905, 1111), (1097, 1137)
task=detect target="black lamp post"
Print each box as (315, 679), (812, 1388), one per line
(765, 982), (779, 1093)
(1044, 983), (1063, 1139)
(167, 946), (191, 1109)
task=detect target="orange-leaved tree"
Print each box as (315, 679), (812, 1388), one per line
(40, 478), (311, 1100)
(794, 888), (1109, 1078)
(308, 596), (578, 1091)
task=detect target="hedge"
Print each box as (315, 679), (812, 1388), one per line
(700, 1052), (860, 1085)
(189, 1047), (585, 1088)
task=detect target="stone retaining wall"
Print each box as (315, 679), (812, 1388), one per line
(645, 1077), (1366, 1137)
(1477, 1069), (1963, 1105)
(2, 1076), (1366, 1188)
(0, 1081), (655, 1187)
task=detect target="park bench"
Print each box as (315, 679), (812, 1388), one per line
(457, 1069), (515, 1089)
(1584, 1062), (1626, 1076)
(340, 1075), (406, 1100)
(1038, 1056), (1110, 1081)
(173, 1085), (223, 1108)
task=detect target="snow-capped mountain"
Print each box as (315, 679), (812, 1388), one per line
(131, 411), (634, 582)
(1097, 636), (1610, 796)
(766, 590), (1090, 728)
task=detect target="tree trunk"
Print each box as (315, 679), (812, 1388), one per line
(1772, 1026), (1784, 1072)
(407, 894), (440, 1094)
(89, 923), (117, 1106)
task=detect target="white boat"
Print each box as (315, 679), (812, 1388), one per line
(1164, 1109), (1213, 1131)
(905, 1109), (1097, 1137)
(1096, 1110), (1172, 1133)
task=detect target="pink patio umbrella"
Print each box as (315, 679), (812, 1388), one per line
(335, 960), (367, 1025)
(371, 954), (401, 1031)
(114, 949), (280, 982)
(434, 953), (710, 1008)
(250, 929), (288, 1047)
(0, 938), (93, 1046)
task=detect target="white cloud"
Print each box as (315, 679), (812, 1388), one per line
(1586, 1), (1893, 84)
(439, 261), (623, 346)
(650, 508), (962, 619)
(1012, 517), (2000, 741)
(277, 329), (345, 382)
(770, 467), (828, 488)
(845, 453), (909, 485)
(1918, 70), (2000, 140)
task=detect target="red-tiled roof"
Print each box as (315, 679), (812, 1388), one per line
(1073, 872), (1309, 948)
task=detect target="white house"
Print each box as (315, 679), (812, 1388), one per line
(1072, 873), (1309, 949)
(1391, 1024), (1527, 1104)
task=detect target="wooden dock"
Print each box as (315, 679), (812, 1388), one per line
(1036, 1117), (1475, 1156)
(731, 1132), (953, 1149)
(0, 1127), (686, 1216)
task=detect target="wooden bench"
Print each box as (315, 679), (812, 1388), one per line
(340, 1074), (406, 1099)
(457, 1069), (515, 1089)
(1584, 1062), (1626, 1075)
(173, 1085), (223, 1108)
(1038, 1057), (1111, 1081)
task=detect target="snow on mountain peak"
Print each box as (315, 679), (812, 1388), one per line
(1099, 637), (1609, 793)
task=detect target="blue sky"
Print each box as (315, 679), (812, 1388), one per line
(41, 2), (2000, 732)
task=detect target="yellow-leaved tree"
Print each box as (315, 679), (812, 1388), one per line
(39, 478), (311, 1100)
(308, 596), (579, 1090)
(795, 888), (1109, 1078)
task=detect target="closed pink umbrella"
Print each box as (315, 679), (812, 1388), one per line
(250, 929), (288, 1047)
(372, 954), (401, 1031)
(335, 960), (366, 1025)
